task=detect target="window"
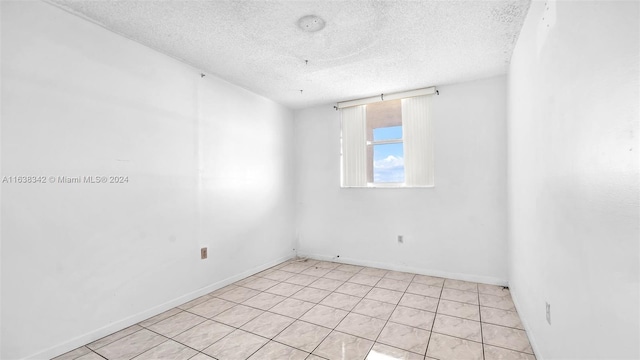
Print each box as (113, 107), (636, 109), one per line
(340, 92), (434, 188)
(367, 100), (404, 184)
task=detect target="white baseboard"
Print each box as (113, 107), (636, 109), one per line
(297, 252), (508, 286)
(30, 253), (294, 360)
(509, 288), (542, 360)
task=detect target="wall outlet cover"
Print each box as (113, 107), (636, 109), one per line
(545, 302), (551, 325)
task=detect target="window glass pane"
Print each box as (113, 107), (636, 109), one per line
(373, 143), (404, 183)
(373, 125), (403, 141)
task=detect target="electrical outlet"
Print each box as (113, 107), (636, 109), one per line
(201, 247), (208, 260)
(546, 302), (551, 324)
(397, 235), (404, 244)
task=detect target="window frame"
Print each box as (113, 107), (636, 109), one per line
(367, 131), (405, 186)
(339, 90), (435, 189)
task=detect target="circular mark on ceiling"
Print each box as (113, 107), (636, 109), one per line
(297, 15), (325, 32)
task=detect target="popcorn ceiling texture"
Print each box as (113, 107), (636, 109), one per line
(47, 0), (530, 109)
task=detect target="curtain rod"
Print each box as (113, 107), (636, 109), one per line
(334, 86), (438, 110)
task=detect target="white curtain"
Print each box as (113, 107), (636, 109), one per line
(341, 105), (367, 187)
(402, 95), (434, 186)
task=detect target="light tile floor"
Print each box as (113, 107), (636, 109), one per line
(53, 259), (536, 360)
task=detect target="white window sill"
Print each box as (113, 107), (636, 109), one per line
(341, 184), (435, 189)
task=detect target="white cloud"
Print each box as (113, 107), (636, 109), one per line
(374, 155), (404, 169)
(373, 156), (405, 183)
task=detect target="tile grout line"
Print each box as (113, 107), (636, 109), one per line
(106, 261), (301, 359)
(434, 292), (519, 314)
(273, 265), (353, 357)
(342, 277), (493, 351)
(479, 343), (538, 357)
(426, 284), (517, 353)
(84, 326), (147, 356)
(175, 291), (284, 356)
(248, 263), (352, 358)
(368, 272), (423, 357)
(289, 265), (409, 357)
(410, 298), (483, 326)
(175, 275), (310, 358)
(165, 266), (441, 358)
(269, 267), (498, 358)
(425, 280), (445, 359)
(88, 348), (108, 360)
(301, 265), (372, 358)
(478, 286), (486, 360)
(137, 327), (204, 358)
(67, 260), (531, 360)
(335, 268), (428, 357)
(178, 296), (525, 360)
(214, 304), (309, 358)
(237, 263), (521, 358)
(129, 338), (179, 360)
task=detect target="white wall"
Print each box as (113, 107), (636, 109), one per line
(294, 76), (508, 284)
(0, 2), (295, 359)
(508, 1), (639, 359)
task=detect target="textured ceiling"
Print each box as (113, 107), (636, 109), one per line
(47, 0), (530, 109)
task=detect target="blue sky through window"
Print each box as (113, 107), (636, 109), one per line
(373, 126), (402, 141)
(373, 142), (404, 183)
